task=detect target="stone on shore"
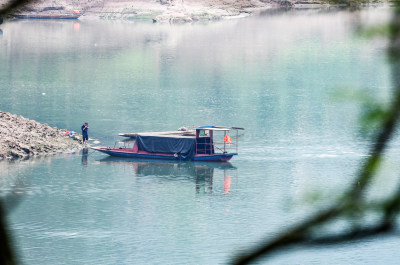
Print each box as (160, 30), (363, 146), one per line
(0, 111), (82, 160)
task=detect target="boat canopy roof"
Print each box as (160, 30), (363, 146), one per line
(196, 126), (244, 131)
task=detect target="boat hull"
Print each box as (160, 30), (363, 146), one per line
(92, 147), (236, 162)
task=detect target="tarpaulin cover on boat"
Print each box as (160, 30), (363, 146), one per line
(136, 135), (196, 160)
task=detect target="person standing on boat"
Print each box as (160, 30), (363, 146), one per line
(81, 122), (89, 145)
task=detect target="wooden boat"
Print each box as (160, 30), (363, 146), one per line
(92, 126), (244, 162)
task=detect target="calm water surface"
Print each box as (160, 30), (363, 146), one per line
(1, 6), (400, 264)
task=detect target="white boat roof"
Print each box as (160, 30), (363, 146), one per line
(137, 132), (195, 138)
(119, 126), (244, 138)
(196, 126), (244, 131)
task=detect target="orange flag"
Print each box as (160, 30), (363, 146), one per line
(224, 135), (231, 144)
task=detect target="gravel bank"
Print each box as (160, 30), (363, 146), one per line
(0, 111), (82, 160)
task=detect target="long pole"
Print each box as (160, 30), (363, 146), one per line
(224, 131), (227, 153)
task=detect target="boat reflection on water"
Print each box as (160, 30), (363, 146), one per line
(94, 157), (237, 194)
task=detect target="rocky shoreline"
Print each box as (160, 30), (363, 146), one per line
(1, 0), (329, 23)
(0, 111), (82, 161)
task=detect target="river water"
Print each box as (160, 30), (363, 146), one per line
(1, 6), (400, 265)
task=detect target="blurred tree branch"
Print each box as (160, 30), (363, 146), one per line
(0, 0), (40, 18)
(0, 2), (37, 264)
(232, 1), (400, 264)
(2, 1), (400, 265)
(0, 202), (16, 265)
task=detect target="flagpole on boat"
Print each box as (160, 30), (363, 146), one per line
(224, 130), (227, 153)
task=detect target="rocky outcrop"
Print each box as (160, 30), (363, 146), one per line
(1, 0), (280, 22)
(2, 0), (372, 23)
(0, 111), (82, 160)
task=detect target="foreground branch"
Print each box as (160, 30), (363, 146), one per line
(232, 2), (400, 264)
(0, 0), (40, 17)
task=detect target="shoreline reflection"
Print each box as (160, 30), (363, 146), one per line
(94, 157), (237, 194)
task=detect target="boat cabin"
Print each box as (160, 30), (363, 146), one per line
(195, 126), (242, 156)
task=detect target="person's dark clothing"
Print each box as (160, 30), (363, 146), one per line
(82, 124), (88, 142)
